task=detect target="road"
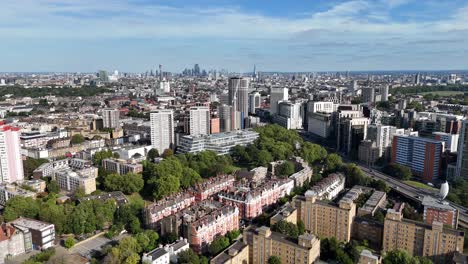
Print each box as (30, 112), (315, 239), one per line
(299, 131), (468, 228)
(358, 164), (468, 228)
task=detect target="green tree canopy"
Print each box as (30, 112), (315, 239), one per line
(276, 161), (295, 178)
(268, 256), (282, 264)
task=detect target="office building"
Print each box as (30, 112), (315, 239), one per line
(246, 226), (320, 264)
(248, 91), (261, 114)
(189, 106), (210, 136)
(383, 203), (464, 264)
(228, 77), (249, 128)
(270, 88), (288, 115)
(53, 169), (97, 194)
(10, 217), (55, 250)
(102, 158), (143, 175)
(177, 130), (259, 155)
(274, 101), (303, 129)
(456, 120), (468, 179)
(0, 123), (24, 184)
(0, 183), (35, 206)
(150, 110), (175, 153)
(392, 135), (444, 182)
(337, 117), (369, 155)
(102, 108), (120, 129)
(308, 101), (334, 114)
(308, 112), (333, 138)
(296, 191), (356, 242)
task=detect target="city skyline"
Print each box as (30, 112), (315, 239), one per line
(2, 0), (468, 72)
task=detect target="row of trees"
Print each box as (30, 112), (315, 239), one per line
(3, 195), (116, 235)
(383, 163), (413, 181)
(102, 232), (159, 264)
(391, 84), (468, 95)
(142, 150), (235, 200)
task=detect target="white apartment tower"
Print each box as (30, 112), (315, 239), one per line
(189, 107), (210, 136)
(0, 123), (24, 183)
(150, 110), (175, 153)
(228, 77), (249, 126)
(270, 88), (289, 115)
(102, 108), (120, 128)
(248, 92), (261, 114)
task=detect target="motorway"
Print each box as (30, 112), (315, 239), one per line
(299, 131), (468, 229)
(358, 165), (468, 229)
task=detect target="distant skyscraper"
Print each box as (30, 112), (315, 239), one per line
(102, 108), (120, 129)
(159, 64), (163, 81)
(98, 70), (109, 82)
(456, 120), (468, 179)
(270, 88), (289, 115)
(248, 92), (261, 114)
(0, 122), (24, 183)
(150, 110), (174, 153)
(189, 107), (210, 136)
(228, 77), (250, 129)
(415, 73), (421, 85)
(194, 64), (200, 76)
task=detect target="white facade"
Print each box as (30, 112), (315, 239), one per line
(0, 125), (24, 183)
(308, 101), (334, 114)
(142, 239), (189, 264)
(270, 88), (288, 115)
(150, 110), (175, 153)
(248, 92), (261, 114)
(433, 132), (459, 153)
(367, 125), (393, 157)
(228, 77), (249, 118)
(189, 107), (210, 136)
(102, 109), (120, 129)
(178, 130), (259, 155)
(275, 101), (303, 129)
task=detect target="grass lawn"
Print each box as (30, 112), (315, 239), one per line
(404, 180), (438, 191)
(419, 91), (464, 96)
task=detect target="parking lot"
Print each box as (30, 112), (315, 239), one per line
(71, 235), (112, 257)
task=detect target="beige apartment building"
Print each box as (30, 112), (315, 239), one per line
(383, 203), (464, 264)
(296, 191), (356, 242)
(244, 226), (320, 264)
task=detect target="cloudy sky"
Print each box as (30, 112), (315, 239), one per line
(1, 0), (468, 72)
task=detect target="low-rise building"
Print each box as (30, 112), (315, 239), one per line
(422, 196), (459, 228)
(142, 239), (189, 264)
(102, 158), (143, 175)
(177, 130), (259, 155)
(0, 184), (35, 206)
(0, 223), (32, 264)
(78, 191), (128, 207)
(145, 193), (196, 228)
(192, 175), (235, 201)
(53, 169), (97, 194)
(10, 217), (55, 250)
(358, 250), (381, 264)
(308, 173), (345, 200)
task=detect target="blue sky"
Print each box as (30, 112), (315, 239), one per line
(1, 0), (468, 73)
